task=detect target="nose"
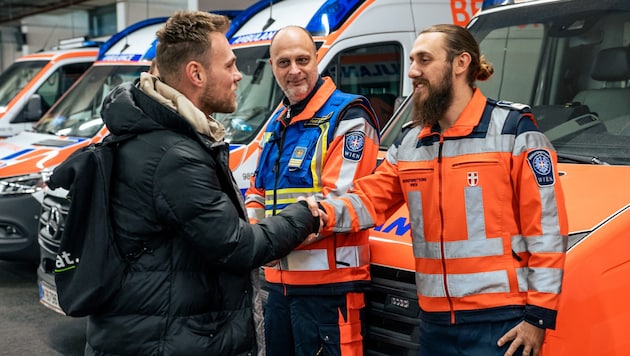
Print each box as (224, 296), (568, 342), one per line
(408, 61), (420, 79)
(234, 67), (243, 82)
(288, 61), (301, 75)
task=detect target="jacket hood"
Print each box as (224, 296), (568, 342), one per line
(101, 79), (209, 142)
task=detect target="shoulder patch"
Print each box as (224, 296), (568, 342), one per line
(526, 149), (555, 186)
(343, 131), (365, 161)
(496, 100), (530, 111)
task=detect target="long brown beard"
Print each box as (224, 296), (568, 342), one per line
(411, 65), (453, 128)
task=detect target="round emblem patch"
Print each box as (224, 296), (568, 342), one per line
(527, 149), (555, 186)
(343, 131), (365, 161)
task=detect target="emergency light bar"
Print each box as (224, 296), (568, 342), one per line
(482, 0), (537, 10)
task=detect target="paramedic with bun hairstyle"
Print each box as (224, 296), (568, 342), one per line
(313, 24), (568, 356)
(245, 25), (379, 356)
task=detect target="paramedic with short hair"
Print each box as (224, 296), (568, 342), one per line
(245, 25), (380, 356)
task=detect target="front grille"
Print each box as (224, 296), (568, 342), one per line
(38, 192), (68, 255)
(365, 264), (420, 356)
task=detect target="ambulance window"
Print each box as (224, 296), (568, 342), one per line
(476, 24), (544, 103)
(322, 43), (403, 130)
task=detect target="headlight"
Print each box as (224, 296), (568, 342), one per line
(0, 173), (46, 195)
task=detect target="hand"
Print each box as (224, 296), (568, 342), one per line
(264, 259), (279, 267)
(300, 232), (325, 247)
(297, 196), (328, 227)
(497, 320), (545, 356)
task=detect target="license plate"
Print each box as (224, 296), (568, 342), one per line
(38, 281), (65, 315)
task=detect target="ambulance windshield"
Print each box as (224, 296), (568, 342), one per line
(0, 60), (47, 108)
(34, 64), (148, 138)
(214, 45), (284, 144)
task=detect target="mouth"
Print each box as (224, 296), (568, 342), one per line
(288, 78), (306, 86)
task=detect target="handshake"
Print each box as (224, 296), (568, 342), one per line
(265, 196), (328, 268)
(297, 196), (329, 246)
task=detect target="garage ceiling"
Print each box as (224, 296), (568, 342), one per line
(0, 0), (95, 25)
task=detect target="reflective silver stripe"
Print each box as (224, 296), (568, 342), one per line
(528, 267), (563, 294)
(279, 249), (329, 271)
(274, 245), (367, 271)
(516, 267), (528, 292)
(408, 191), (428, 258)
(416, 270), (510, 298)
(518, 267), (563, 294)
(465, 186), (486, 241)
(324, 194), (374, 233)
(413, 238), (504, 259)
(245, 194), (265, 206)
(336, 245), (370, 269)
(525, 234), (566, 254)
(246, 207), (265, 221)
(539, 187), (569, 253)
(385, 143), (398, 165)
(332, 118), (379, 194)
(513, 131), (555, 156)
(512, 235), (526, 253)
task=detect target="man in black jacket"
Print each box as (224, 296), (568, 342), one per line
(85, 11), (321, 356)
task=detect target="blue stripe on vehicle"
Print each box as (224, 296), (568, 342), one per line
(1, 148), (35, 160)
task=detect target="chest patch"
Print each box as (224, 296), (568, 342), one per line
(288, 146), (308, 170)
(527, 149), (555, 186)
(304, 112), (333, 127)
(344, 131), (365, 161)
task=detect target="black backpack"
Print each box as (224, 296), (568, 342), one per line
(46, 133), (135, 317)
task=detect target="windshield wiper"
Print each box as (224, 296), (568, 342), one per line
(557, 152), (609, 165)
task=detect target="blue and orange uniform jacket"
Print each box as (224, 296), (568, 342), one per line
(245, 77), (380, 296)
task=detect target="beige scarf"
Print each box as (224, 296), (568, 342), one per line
(138, 72), (225, 141)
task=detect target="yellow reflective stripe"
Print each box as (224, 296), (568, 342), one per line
(264, 187), (321, 206)
(311, 121), (330, 188)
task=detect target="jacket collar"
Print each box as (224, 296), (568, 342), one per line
(277, 77), (336, 124)
(419, 88), (487, 138)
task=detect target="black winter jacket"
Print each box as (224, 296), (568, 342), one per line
(85, 80), (318, 355)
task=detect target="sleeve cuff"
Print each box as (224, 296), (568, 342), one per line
(524, 304), (558, 330)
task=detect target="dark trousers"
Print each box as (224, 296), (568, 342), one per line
(418, 317), (524, 356)
(264, 289), (365, 356)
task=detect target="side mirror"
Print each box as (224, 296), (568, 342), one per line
(16, 94), (45, 123)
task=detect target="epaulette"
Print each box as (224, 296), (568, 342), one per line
(495, 100), (531, 112)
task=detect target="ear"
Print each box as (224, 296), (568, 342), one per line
(454, 52), (472, 76)
(185, 61), (205, 87)
(268, 58), (273, 66)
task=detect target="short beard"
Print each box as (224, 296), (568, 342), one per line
(411, 66), (453, 128)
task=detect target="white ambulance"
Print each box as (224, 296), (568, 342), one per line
(369, 0), (630, 354)
(0, 43), (98, 138)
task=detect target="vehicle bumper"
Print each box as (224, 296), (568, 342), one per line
(0, 193), (41, 261)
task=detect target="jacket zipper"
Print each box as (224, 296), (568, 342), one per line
(272, 107), (290, 295)
(437, 136), (455, 324)
(272, 107), (290, 216)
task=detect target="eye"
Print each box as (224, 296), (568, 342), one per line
(277, 59), (289, 68)
(297, 57), (310, 65)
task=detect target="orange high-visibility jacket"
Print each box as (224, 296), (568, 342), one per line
(245, 78), (380, 295)
(321, 89), (568, 328)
